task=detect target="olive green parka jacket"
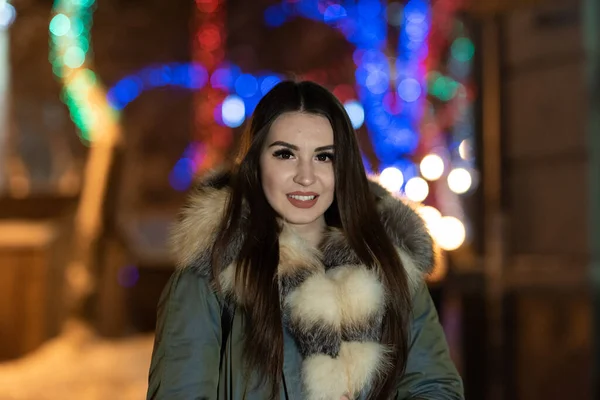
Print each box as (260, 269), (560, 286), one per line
(147, 171), (464, 400)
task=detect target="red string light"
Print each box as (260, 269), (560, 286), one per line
(193, 0), (230, 172)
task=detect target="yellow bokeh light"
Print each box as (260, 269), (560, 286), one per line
(417, 206), (442, 229)
(404, 177), (429, 202)
(434, 216), (466, 251)
(447, 167), (472, 194)
(458, 139), (470, 160)
(420, 154), (444, 181)
(379, 167), (404, 193)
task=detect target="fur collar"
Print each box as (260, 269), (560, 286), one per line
(170, 169), (434, 399)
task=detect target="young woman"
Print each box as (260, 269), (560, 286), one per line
(147, 81), (464, 400)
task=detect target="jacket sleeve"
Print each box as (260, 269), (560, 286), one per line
(395, 282), (465, 400)
(147, 268), (223, 400)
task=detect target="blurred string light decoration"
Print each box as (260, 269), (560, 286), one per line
(106, 63), (210, 110)
(0, 0), (16, 29)
(406, 1), (475, 250)
(264, 0), (428, 160)
(404, 176), (429, 202)
(103, 61), (362, 190)
(48, 0), (477, 253)
(1, 0), (15, 195)
(103, 59), (364, 189)
(405, 0), (478, 252)
(192, 0), (229, 172)
(48, 0), (123, 308)
(260, 0), (477, 251)
(49, 0), (118, 143)
(177, 0), (429, 181)
(172, 0), (477, 252)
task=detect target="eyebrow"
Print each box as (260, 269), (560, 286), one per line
(268, 141), (334, 152)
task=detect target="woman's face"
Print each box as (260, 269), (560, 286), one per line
(260, 111), (335, 233)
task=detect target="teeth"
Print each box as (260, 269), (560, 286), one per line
(288, 195), (316, 201)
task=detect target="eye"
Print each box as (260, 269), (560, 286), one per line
(316, 152), (335, 162)
(273, 149), (294, 160)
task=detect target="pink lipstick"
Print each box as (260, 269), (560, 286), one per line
(286, 192), (319, 209)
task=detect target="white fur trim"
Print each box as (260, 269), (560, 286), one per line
(397, 248), (425, 295)
(285, 273), (341, 327)
(340, 341), (390, 395)
(279, 226), (324, 276)
(286, 265), (385, 328)
(170, 187), (229, 268)
(218, 263), (235, 293)
(302, 342), (389, 399)
(328, 266), (385, 325)
(302, 354), (349, 400)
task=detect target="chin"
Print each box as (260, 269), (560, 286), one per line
(280, 209), (326, 226)
(281, 214), (320, 225)
(284, 217), (321, 226)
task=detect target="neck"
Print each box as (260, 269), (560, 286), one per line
(284, 218), (326, 248)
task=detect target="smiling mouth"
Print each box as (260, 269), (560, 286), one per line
(287, 194), (317, 201)
(286, 194), (319, 209)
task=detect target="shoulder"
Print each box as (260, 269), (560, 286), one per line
(155, 268), (225, 341)
(369, 178), (436, 290)
(161, 268), (220, 305)
(368, 179), (435, 274)
(169, 169), (234, 275)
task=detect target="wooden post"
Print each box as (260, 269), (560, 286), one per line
(582, 0), (600, 396)
(66, 126), (119, 321)
(0, 1), (11, 191)
(480, 15), (505, 400)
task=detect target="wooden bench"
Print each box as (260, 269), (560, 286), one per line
(0, 221), (63, 360)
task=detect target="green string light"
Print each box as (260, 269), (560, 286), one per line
(49, 13), (70, 36)
(427, 72), (460, 101)
(450, 37), (475, 63)
(49, 0), (117, 142)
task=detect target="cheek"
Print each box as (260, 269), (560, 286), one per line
(323, 168), (335, 194)
(260, 158), (280, 198)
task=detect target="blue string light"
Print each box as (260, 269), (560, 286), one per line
(266, 0), (430, 174)
(106, 63), (284, 190)
(221, 94), (246, 127)
(0, 1), (17, 29)
(344, 101), (365, 129)
(107, 63), (209, 110)
(111, 0), (431, 191)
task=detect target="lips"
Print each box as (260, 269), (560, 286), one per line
(286, 192), (319, 209)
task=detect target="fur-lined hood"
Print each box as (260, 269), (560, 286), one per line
(169, 169), (434, 400)
(171, 169), (434, 286)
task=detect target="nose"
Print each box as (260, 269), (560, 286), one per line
(293, 160), (316, 186)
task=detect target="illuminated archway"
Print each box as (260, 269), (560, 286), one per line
(49, 0), (474, 278)
(104, 62), (366, 190)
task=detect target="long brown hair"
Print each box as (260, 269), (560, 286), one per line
(211, 81), (412, 399)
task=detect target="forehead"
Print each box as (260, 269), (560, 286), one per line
(267, 112), (334, 145)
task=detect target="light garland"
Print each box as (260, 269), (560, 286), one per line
(49, 0), (476, 251)
(264, 0), (477, 252)
(264, 0), (428, 167)
(415, 6), (477, 251)
(192, 0), (229, 172)
(0, 0), (16, 30)
(107, 63), (209, 110)
(49, 0), (118, 143)
(49, 0), (123, 300)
